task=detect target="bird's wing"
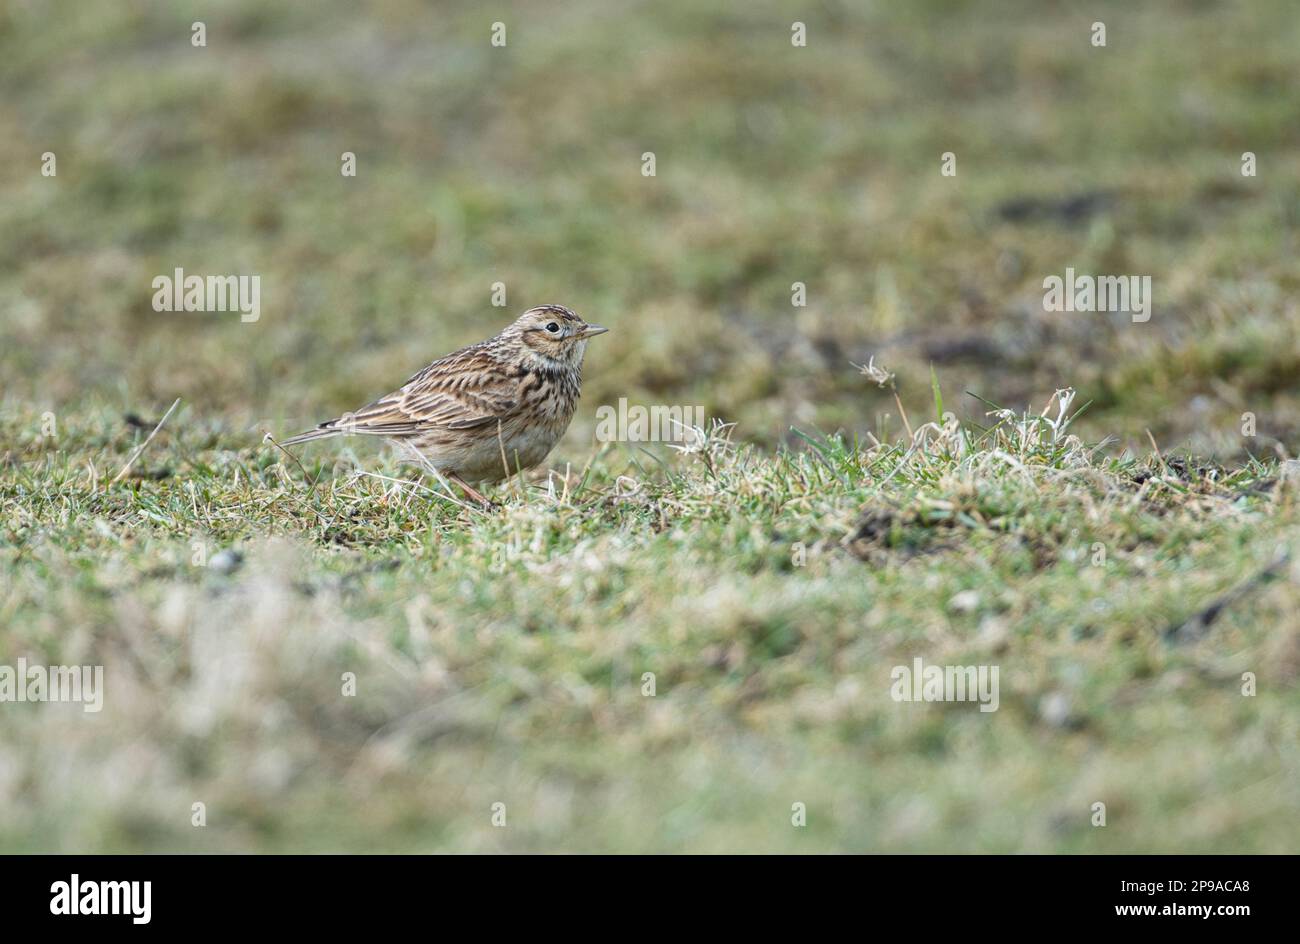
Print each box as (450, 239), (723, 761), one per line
(326, 345), (520, 437)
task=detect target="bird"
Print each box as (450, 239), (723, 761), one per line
(279, 305), (608, 506)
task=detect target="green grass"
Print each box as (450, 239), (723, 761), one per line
(3, 393), (1298, 852)
(2, 0), (1300, 852)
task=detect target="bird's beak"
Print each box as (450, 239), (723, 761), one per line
(579, 324), (609, 338)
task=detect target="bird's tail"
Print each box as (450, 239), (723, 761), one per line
(278, 423), (345, 447)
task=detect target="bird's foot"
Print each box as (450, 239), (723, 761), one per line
(447, 473), (499, 510)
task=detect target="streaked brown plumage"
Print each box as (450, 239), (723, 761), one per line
(281, 305), (607, 504)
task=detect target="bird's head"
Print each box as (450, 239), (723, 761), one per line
(511, 305), (608, 368)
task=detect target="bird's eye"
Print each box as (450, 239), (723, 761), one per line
(546, 322), (560, 333)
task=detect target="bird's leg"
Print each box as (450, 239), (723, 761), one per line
(447, 471), (498, 509)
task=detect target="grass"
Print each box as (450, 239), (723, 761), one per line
(3, 389), (1298, 852)
(2, 0), (1300, 852)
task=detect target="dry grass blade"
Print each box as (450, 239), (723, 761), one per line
(110, 397), (180, 485)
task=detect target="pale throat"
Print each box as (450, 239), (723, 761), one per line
(522, 339), (585, 373)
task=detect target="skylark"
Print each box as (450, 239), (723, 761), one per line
(280, 305), (607, 505)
